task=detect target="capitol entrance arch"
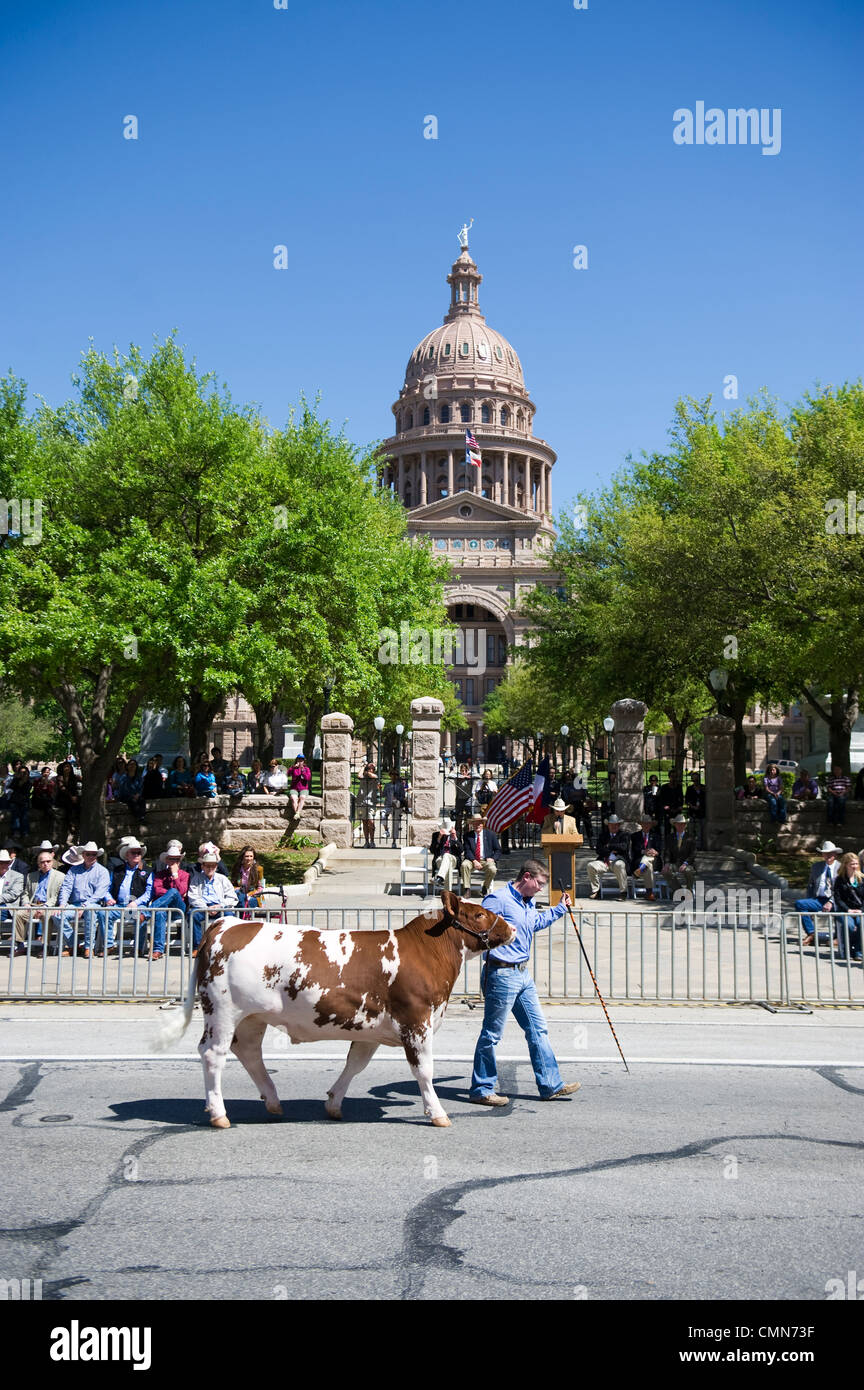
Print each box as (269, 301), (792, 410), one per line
(447, 601), (509, 763)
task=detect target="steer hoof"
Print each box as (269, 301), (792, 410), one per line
(265, 1101), (284, 1116)
(324, 1094), (343, 1120)
(430, 1115), (452, 1128)
(209, 1114), (231, 1129)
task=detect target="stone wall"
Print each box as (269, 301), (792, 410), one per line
(7, 795), (323, 856)
(734, 801), (864, 855)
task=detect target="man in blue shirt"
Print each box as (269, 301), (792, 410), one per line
(469, 858), (580, 1106)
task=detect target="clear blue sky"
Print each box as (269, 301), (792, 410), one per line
(1, 0), (861, 510)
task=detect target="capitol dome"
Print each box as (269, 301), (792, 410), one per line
(403, 249), (526, 391)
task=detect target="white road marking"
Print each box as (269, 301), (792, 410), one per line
(0, 1054), (862, 1066)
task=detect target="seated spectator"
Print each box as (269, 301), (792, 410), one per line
(109, 756), (127, 799)
(431, 817), (460, 889)
(141, 756), (165, 801)
(793, 768), (819, 800)
(188, 850), (239, 951)
(762, 764), (788, 826)
(664, 812), (697, 892)
(826, 767), (852, 826)
(246, 758), (265, 793)
(831, 852), (864, 962)
(140, 840), (190, 958)
(191, 841), (231, 877)
(103, 837), (150, 955)
(460, 814), (499, 896)
(5, 767), (32, 838)
(230, 845), (265, 914)
(288, 755), (311, 818)
(4, 840), (29, 877)
(116, 759), (148, 824)
(194, 759), (218, 799)
(15, 844), (65, 956)
(166, 755), (195, 798)
(223, 760), (247, 796)
(55, 842), (111, 957)
(262, 759), (288, 795)
(0, 847), (26, 947)
(629, 814), (663, 899)
(737, 774), (764, 802)
(794, 841), (840, 949)
(587, 814), (630, 899)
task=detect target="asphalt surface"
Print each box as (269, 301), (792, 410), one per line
(1, 1005), (862, 1301)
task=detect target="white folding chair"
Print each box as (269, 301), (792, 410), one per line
(399, 847), (429, 896)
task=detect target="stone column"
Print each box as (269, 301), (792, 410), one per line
(700, 715), (736, 851)
(410, 697), (444, 846)
(503, 452), (509, 506)
(447, 450), (454, 497)
(610, 698), (648, 828)
(320, 712), (354, 848)
(420, 451), (428, 505)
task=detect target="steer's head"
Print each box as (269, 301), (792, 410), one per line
(439, 890), (516, 954)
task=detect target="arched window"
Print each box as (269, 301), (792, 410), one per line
(481, 403), (490, 424)
(443, 342), (452, 358)
(516, 409), (525, 431)
(440, 404), (451, 424)
(501, 407), (509, 426)
(406, 411), (413, 429)
(423, 406), (430, 426)
(460, 404), (471, 423)
(460, 342), (470, 357)
(427, 345), (435, 358)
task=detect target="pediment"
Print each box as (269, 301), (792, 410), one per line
(409, 491), (529, 524)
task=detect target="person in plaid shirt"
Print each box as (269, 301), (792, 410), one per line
(827, 767), (852, 826)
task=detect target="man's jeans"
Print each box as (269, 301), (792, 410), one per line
(148, 889), (187, 952)
(793, 898), (834, 942)
(56, 907), (108, 952)
(470, 961), (563, 1099)
(827, 796), (847, 825)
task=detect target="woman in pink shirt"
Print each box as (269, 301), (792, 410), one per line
(288, 756), (311, 818)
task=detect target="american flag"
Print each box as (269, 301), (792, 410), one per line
(465, 430), (482, 468)
(484, 759), (541, 834)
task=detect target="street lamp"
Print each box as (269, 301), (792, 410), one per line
(374, 716), (385, 783)
(709, 667), (729, 712)
(395, 723), (404, 777)
(560, 724), (569, 776)
(323, 672), (334, 716)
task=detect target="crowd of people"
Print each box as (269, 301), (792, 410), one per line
(0, 834), (270, 959)
(0, 746), (313, 840)
(736, 764), (858, 828)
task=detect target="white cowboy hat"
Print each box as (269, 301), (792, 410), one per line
(441, 818), (453, 831)
(671, 813), (688, 824)
(551, 798), (568, 812)
(77, 841), (104, 855)
(198, 841), (219, 856)
(818, 841), (840, 854)
(61, 847), (84, 866)
(119, 837), (146, 854)
(200, 851), (219, 865)
(0, 849), (13, 863)
(36, 840), (59, 853)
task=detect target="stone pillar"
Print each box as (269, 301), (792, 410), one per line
(320, 712), (354, 848)
(447, 450), (454, 497)
(410, 696), (444, 846)
(420, 451), (428, 505)
(701, 715), (736, 851)
(503, 451), (509, 506)
(610, 698), (647, 828)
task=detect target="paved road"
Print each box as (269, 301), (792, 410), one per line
(1, 1005), (862, 1301)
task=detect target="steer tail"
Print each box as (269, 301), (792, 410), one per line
(152, 952), (200, 1051)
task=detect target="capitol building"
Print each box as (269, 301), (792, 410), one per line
(378, 232), (560, 763)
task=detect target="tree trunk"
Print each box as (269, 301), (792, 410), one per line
(665, 709), (691, 781)
(186, 689), (225, 766)
(53, 673), (147, 843)
(802, 685), (859, 773)
(252, 700), (278, 764)
(303, 699), (322, 765)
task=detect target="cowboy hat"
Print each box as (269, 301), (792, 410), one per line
(200, 851), (220, 865)
(818, 840), (840, 854)
(118, 837), (146, 855)
(671, 813), (688, 824)
(607, 814), (622, 824)
(61, 847), (84, 866)
(551, 798), (568, 812)
(77, 841), (104, 854)
(35, 840), (60, 853)
(0, 849), (13, 863)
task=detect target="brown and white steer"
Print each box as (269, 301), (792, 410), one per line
(155, 891), (514, 1128)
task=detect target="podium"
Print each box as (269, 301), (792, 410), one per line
(541, 832), (583, 906)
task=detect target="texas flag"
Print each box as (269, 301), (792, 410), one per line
(465, 430), (482, 468)
(527, 755), (552, 824)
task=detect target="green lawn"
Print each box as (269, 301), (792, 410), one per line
(256, 848), (320, 886)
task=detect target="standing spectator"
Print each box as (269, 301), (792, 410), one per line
(262, 759), (288, 795)
(210, 746), (229, 785)
(140, 840), (190, 958)
(167, 755), (195, 797)
(644, 774), (661, 819)
(685, 771), (707, 844)
(500, 751), (510, 780)
(194, 758), (218, 799)
(53, 762), (81, 840)
(15, 844), (65, 955)
(109, 756), (127, 799)
(116, 759), (148, 823)
(141, 756), (165, 801)
(230, 846), (265, 914)
(795, 841), (841, 949)
(587, 814), (630, 899)
(658, 770), (684, 838)
(187, 850), (239, 951)
(31, 767), (57, 819)
(454, 763), (474, 833)
(664, 812), (697, 893)
(831, 852), (864, 962)
(762, 764), (788, 825)
(288, 755), (311, 818)
(357, 763), (379, 848)
(383, 770), (408, 847)
(246, 758), (265, 792)
(793, 768), (820, 801)
(827, 766), (852, 826)
(56, 842), (111, 957)
(6, 767), (32, 838)
(476, 769), (498, 809)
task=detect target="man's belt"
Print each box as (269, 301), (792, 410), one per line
(486, 955), (528, 971)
